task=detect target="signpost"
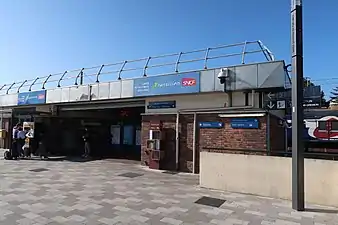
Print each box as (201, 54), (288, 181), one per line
(230, 118), (259, 129)
(291, 0), (304, 211)
(264, 92), (286, 110)
(265, 85), (322, 111)
(147, 101), (176, 109)
(199, 122), (224, 129)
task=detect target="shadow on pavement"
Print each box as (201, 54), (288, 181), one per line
(305, 208), (338, 214)
(17, 155), (103, 163)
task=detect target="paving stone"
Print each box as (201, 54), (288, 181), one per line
(0, 158), (338, 224)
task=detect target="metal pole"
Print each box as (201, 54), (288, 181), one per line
(175, 112), (180, 170)
(80, 71), (84, 85)
(266, 113), (271, 156)
(291, 0), (305, 211)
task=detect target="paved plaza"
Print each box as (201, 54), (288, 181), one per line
(1, 156), (338, 224)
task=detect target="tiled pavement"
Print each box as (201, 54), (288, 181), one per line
(1, 157), (338, 225)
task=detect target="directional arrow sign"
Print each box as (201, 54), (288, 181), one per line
(267, 92), (275, 100)
(266, 101), (275, 109)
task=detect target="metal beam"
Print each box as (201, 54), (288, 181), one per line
(143, 57), (151, 77)
(42, 74), (52, 89)
(117, 61), (127, 80)
(6, 82), (15, 94)
(95, 65), (105, 83)
(291, 0), (305, 211)
(0, 84), (6, 91)
(57, 71), (68, 87)
(29, 77), (39, 91)
(17, 80), (27, 93)
(75, 68), (85, 85)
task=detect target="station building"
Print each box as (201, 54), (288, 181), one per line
(0, 41), (289, 173)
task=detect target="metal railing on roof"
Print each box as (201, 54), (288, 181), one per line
(0, 40), (275, 95)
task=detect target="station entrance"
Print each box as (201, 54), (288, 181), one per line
(11, 101), (145, 161)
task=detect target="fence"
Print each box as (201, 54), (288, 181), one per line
(0, 40), (274, 95)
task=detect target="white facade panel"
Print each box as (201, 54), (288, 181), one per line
(248, 92), (260, 108)
(145, 93), (229, 113)
(231, 92), (245, 107)
(109, 81), (121, 99)
(69, 85), (90, 102)
(200, 69), (215, 92)
(234, 64), (258, 90)
(46, 89), (62, 103)
(90, 84), (100, 101)
(98, 83), (110, 100)
(121, 80), (134, 98)
(61, 88), (70, 103)
(0, 94), (18, 106)
(257, 62), (285, 88)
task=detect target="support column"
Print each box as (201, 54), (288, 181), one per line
(291, 0), (305, 211)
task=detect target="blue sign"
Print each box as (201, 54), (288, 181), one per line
(134, 72), (200, 97)
(231, 118), (259, 129)
(199, 122), (224, 129)
(18, 90), (46, 105)
(147, 101), (176, 109)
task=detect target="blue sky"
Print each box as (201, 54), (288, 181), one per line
(0, 0), (337, 96)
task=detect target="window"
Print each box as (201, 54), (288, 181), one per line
(318, 121), (326, 131)
(123, 125), (134, 145)
(331, 121), (338, 131)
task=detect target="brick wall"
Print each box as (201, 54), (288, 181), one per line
(141, 113), (283, 173)
(141, 115), (178, 171)
(198, 115), (267, 154)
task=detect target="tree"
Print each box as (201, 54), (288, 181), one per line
(330, 87), (338, 102)
(321, 90), (328, 107)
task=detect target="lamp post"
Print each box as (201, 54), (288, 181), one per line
(291, 0), (305, 211)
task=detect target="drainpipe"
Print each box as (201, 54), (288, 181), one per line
(0, 107), (3, 129)
(175, 112), (180, 170)
(251, 89), (255, 108)
(266, 113), (271, 156)
(192, 112), (197, 174)
(284, 121), (289, 153)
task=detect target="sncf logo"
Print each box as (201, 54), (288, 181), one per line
(181, 78), (196, 86)
(38, 94), (45, 100)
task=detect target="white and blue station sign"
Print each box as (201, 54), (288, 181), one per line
(17, 90), (47, 105)
(199, 122), (224, 129)
(147, 101), (176, 109)
(133, 72), (200, 97)
(230, 118), (259, 129)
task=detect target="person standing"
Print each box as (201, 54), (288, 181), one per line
(82, 128), (91, 158)
(12, 123), (20, 139)
(11, 123), (20, 159)
(17, 126), (26, 157)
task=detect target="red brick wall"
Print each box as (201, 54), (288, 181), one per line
(198, 115), (267, 153)
(141, 113), (283, 173)
(141, 115), (178, 171)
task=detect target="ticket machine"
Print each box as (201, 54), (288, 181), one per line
(146, 121), (165, 170)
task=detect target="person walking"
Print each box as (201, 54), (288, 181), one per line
(82, 127), (91, 158)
